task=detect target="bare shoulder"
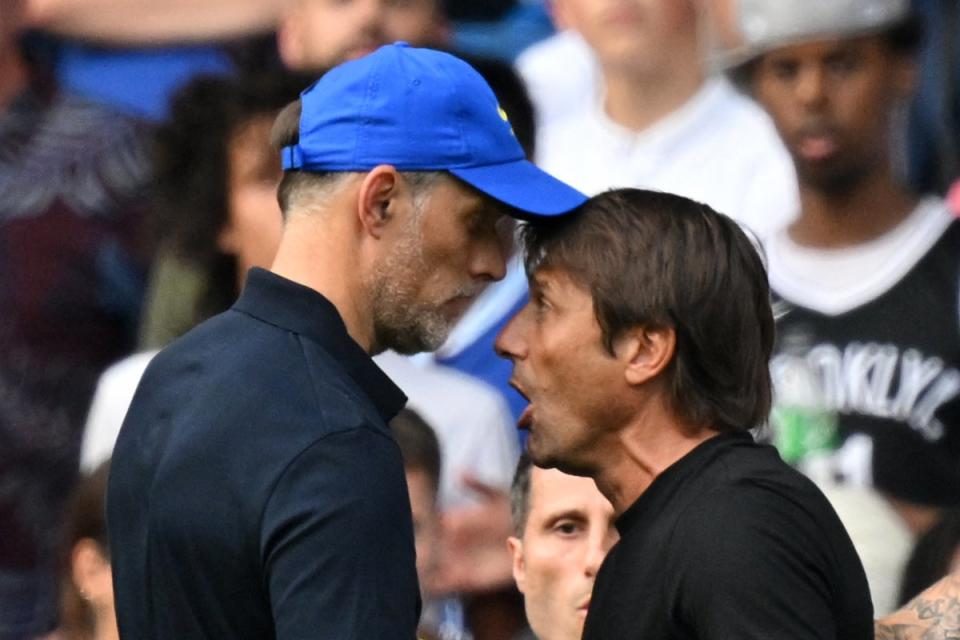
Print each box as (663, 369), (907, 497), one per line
(874, 573), (960, 639)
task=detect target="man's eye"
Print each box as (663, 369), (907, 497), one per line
(532, 295), (550, 318)
(771, 60), (798, 81)
(827, 54), (858, 75)
(553, 521), (580, 536)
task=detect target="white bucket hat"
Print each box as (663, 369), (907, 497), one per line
(707, 0), (911, 70)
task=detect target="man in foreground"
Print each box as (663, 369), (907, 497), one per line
(106, 43), (585, 638)
(496, 187), (872, 639)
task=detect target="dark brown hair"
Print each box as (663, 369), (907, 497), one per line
(522, 188), (775, 432)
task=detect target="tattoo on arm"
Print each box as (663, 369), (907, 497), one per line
(874, 573), (960, 639)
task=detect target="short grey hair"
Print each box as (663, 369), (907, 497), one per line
(271, 97), (445, 217)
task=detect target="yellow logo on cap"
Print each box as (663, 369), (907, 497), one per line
(497, 104), (516, 138)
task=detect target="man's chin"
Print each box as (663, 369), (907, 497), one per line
(377, 321), (451, 355)
(525, 437), (560, 470)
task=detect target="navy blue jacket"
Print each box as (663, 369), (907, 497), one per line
(107, 268), (418, 638)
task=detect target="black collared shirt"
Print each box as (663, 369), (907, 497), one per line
(108, 268), (418, 639)
(583, 432), (873, 640)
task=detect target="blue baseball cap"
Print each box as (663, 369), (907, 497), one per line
(281, 42), (586, 218)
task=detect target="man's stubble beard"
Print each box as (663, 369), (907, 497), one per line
(368, 215), (454, 355)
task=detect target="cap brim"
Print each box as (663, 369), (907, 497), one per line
(450, 159), (587, 218)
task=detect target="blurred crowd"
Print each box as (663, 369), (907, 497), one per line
(1, 0), (959, 639)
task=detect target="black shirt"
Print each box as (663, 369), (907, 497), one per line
(582, 432), (873, 640)
(107, 268), (419, 639)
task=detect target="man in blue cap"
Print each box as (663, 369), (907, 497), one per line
(106, 43), (585, 639)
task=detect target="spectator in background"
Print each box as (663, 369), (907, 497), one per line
(0, 1), (153, 634)
(135, 71), (309, 350)
(716, 0), (960, 612)
(51, 462), (116, 640)
(514, 22), (596, 135)
(727, 0), (960, 534)
(507, 454), (617, 640)
(533, 0), (798, 240)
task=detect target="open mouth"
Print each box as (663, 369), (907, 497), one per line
(793, 125), (841, 162)
(517, 404), (533, 430)
(509, 378), (533, 430)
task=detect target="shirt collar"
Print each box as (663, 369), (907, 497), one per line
(615, 430), (753, 535)
(233, 268), (407, 422)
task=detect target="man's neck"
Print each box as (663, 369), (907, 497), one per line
(790, 167), (919, 248)
(592, 403), (718, 516)
(270, 212), (377, 354)
(601, 60), (704, 133)
(0, 44), (28, 110)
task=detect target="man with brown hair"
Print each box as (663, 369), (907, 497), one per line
(507, 453), (617, 640)
(496, 188), (872, 639)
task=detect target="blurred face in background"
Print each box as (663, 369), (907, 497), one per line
(508, 466), (618, 640)
(278, 0), (447, 71)
(753, 35), (916, 193)
(551, 0), (698, 73)
(218, 115), (285, 286)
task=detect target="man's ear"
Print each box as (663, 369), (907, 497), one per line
(507, 536), (527, 593)
(616, 326), (676, 387)
(356, 165), (402, 239)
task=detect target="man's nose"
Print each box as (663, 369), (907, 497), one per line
(795, 65), (828, 109)
(584, 531), (610, 578)
(494, 305), (530, 361)
(470, 235), (508, 283)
